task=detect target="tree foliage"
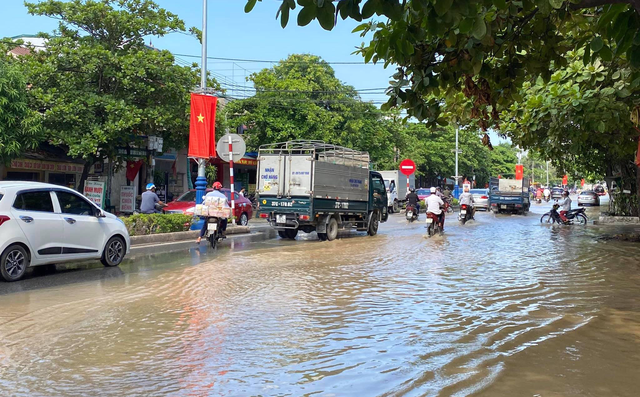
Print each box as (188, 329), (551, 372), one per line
(247, 0), (640, 132)
(0, 57), (43, 164)
(19, 0), (206, 190)
(396, 124), (515, 187)
(224, 54), (399, 165)
(501, 51), (637, 185)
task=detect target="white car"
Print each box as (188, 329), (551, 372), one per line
(0, 181), (130, 281)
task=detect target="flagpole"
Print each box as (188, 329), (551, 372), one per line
(195, 0), (208, 206)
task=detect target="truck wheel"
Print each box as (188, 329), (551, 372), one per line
(318, 233), (328, 241)
(278, 231), (287, 239)
(285, 229), (298, 239)
(392, 201), (399, 213)
(326, 218), (338, 241)
(368, 213), (379, 236)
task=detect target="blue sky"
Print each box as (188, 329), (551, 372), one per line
(1, 0), (507, 143)
(1, 0), (393, 105)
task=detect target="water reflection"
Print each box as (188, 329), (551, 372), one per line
(1, 204), (640, 396)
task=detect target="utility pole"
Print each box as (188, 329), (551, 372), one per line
(195, 0), (208, 205)
(546, 161), (550, 186)
(451, 125), (462, 198)
(532, 160), (534, 185)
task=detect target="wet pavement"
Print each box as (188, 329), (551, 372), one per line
(1, 201), (640, 396)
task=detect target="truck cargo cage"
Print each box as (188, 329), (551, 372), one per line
(258, 140), (370, 169)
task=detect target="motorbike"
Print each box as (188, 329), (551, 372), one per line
(205, 216), (225, 248)
(443, 197), (454, 214)
(540, 204), (588, 225)
(458, 204), (473, 225)
(426, 211), (443, 236)
(406, 204), (418, 222)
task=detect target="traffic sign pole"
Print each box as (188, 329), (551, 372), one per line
(399, 159), (416, 198)
(228, 134), (235, 225)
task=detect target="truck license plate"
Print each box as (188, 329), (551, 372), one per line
(426, 218), (433, 224)
(501, 205), (507, 209)
(208, 223), (217, 231)
(276, 215), (286, 224)
(460, 210), (466, 215)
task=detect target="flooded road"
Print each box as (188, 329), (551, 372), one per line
(1, 202), (640, 396)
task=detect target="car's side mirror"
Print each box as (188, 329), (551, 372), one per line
(96, 210), (106, 218)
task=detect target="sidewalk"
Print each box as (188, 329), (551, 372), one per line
(128, 222), (273, 257)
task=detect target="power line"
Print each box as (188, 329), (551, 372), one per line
(172, 53), (374, 66)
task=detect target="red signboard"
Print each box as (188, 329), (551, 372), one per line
(188, 93), (218, 159)
(399, 159), (416, 176)
(515, 164), (524, 180)
(562, 175), (568, 185)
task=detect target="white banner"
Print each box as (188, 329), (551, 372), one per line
(120, 186), (136, 213)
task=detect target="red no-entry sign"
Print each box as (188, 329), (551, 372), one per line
(400, 159), (416, 176)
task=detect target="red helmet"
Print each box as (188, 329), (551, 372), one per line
(212, 182), (222, 190)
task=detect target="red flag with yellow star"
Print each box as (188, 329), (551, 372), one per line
(188, 93), (217, 158)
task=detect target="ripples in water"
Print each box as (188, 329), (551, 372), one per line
(1, 209), (640, 396)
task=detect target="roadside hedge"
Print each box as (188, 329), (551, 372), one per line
(120, 214), (193, 236)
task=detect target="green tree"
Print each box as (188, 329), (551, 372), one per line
(246, 1), (640, 130)
(489, 143), (518, 178)
(0, 57), (42, 164)
(20, 0), (209, 191)
(394, 124), (504, 187)
(501, 51), (638, 197)
(224, 54), (398, 165)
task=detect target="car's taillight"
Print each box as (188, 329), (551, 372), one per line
(0, 215), (9, 226)
(259, 213), (268, 218)
(481, 195), (488, 199)
(299, 215), (310, 221)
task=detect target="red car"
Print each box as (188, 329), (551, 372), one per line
(164, 188), (253, 226)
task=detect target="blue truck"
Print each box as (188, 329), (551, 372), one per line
(489, 177), (530, 214)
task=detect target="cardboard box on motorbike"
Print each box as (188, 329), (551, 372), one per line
(194, 196), (232, 218)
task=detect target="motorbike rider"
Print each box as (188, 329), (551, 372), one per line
(426, 187), (445, 230)
(196, 182), (229, 244)
(543, 187), (551, 201)
(435, 187), (445, 199)
(140, 183), (165, 214)
(459, 185), (475, 218)
(558, 190), (572, 223)
(406, 188), (420, 217)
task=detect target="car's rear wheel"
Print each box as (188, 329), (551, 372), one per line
(1, 245), (29, 282)
(240, 212), (249, 226)
(101, 236), (125, 267)
(278, 231), (287, 239)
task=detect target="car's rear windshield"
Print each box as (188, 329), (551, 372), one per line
(177, 191), (196, 202)
(580, 191), (595, 195)
(470, 189), (487, 194)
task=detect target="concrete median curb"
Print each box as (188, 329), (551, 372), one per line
(130, 226), (250, 246)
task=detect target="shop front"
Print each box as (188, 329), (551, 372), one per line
(209, 155), (258, 193)
(1, 158), (85, 189)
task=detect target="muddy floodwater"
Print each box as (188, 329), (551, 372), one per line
(1, 202), (640, 396)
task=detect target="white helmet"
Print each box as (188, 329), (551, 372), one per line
(430, 187), (436, 193)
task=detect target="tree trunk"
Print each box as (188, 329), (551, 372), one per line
(77, 160), (94, 194)
(636, 164), (640, 217)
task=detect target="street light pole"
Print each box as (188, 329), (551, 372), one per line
(454, 126), (460, 198)
(546, 161), (550, 186)
(195, 0), (208, 205)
